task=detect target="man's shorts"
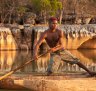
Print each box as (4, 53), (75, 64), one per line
(51, 50), (79, 64)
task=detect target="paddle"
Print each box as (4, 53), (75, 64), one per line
(0, 45), (60, 80)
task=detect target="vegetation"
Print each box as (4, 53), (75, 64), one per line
(0, 0), (96, 24)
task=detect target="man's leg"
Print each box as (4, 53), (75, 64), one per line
(47, 53), (63, 75)
(60, 50), (96, 76)
(62, 58), (96, 76)
(76, 60), (96, 76)
(47, 56), (54, 75)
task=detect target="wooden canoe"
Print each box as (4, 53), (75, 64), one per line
(0, 78), (30, 90)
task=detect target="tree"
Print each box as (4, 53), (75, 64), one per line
(0, 0), (96, 24)
(31, 0), (51, 24)
(0, 0), (19, 24)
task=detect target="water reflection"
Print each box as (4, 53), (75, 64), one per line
(0, 51), (16, 71)
(0, 50), (96, 73)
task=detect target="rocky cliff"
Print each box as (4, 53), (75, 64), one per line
(0, 24), (96, 50)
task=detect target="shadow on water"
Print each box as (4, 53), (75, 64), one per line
(0, 49), (96, 74)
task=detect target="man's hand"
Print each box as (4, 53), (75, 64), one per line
(49, 48), (56, 53)
(49, 45), (63, 53)
(33, 54), (38, 61)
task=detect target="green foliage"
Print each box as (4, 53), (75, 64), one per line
(49, 0), (62, 16)
(31, 0), (62, 16)
(17, 6), (28, 14)
(31, 0), (41, 12)
(31, 0), (51, 13)
(40, 0), (51, 10)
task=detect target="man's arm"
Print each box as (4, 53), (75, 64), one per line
(33, 31), (47, 59)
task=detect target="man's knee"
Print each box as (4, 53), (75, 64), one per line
(71, 58), (80, 64)
(71, 60), (79, 64)
(62, 58), (80, 65)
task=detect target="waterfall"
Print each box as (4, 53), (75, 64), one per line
(0, 27), (17, 50)
(0, 24), (96, 50)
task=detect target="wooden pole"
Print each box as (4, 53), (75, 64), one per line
(0, 45), (60, 80)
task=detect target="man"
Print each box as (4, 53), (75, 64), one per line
(33, 17), (96, 76)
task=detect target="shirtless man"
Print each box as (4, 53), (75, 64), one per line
(33, 17), (96, 76)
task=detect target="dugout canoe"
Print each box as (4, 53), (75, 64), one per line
(0, 78), (30, 90)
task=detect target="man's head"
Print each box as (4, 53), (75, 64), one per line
(48, 17), (58, 30)
(48, 17), (58, 23)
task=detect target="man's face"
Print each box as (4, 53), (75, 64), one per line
(49, 20), (58, 30)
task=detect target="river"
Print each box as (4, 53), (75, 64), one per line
(0, 49), (96, 74)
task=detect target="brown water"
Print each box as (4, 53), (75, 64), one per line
(0, 50), (96, 91)
(0, 49), (96, 74)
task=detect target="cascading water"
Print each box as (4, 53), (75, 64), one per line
(0, 27), (17, 50)
(0, 25), (96, 50)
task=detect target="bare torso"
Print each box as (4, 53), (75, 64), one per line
(45, 29), (62, 48)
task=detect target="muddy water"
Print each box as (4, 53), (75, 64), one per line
(0, 49), (96, 74)
(0, 49), (96, 91)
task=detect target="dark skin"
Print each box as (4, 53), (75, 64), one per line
(33, 19), (96, 76)
(33, 19), (64, 59)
